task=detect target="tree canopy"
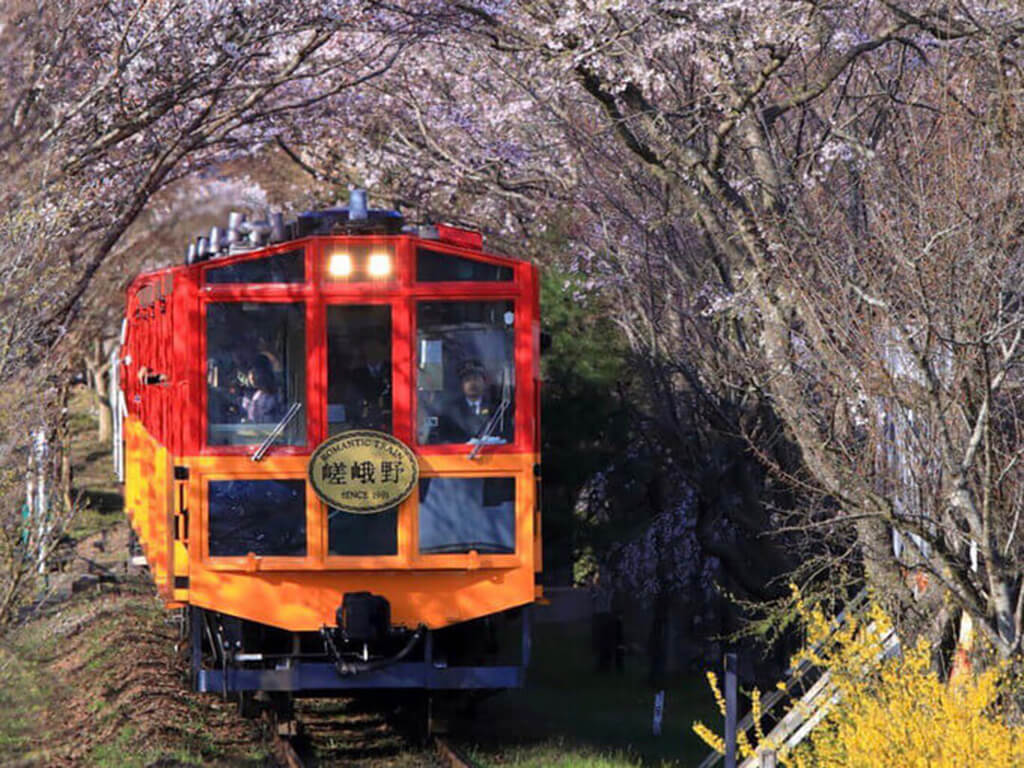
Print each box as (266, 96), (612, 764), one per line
(3, 1), (1024, 656)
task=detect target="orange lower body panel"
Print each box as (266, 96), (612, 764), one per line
(188, 567), (535, 633)
(124, 419), (174, 602)
(123, 416), (539, 632)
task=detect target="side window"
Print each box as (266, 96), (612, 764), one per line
(329, 507), (398, 556)
(418, 478), (515, 554)
(206, 302), (306, 446)
(416, 301), (515, 445)
(416, 248), (513, 282)
(327, 305), (392, 435)
(208, 479), (307, 557)
(206, 249), (304, 284)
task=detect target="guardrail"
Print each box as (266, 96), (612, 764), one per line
(699, 589), (899, 768)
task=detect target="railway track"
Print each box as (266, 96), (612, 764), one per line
(266, 709), (304, 768)
(432, 734), (477, 768)
(262, 695), (481, 768)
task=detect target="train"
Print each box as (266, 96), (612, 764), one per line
(115, 190), (541, 706)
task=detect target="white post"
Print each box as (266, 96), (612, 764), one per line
(32, 429), (48, 574)
(111, 347), (124, 481)
(652, 690), (665, 736)
(25, 444), (35, 550)
(725, 653), (738, 768)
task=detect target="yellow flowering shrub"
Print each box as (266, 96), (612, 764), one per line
(694, 588), (1024, 767)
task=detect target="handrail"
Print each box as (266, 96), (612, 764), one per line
(697, 589), (872, 768)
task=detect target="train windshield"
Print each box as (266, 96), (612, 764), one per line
(206, 302), (306, 446)
(418, 477), (515, 554)
(324, 304), (400, 557)
(416, 300), (515, 445)
(327, 305), (392, 435)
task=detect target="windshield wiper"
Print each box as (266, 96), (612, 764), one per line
(469, 369), (512, 460)
(251, 402), (302, 462)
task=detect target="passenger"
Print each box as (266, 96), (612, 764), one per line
(242, 356), (282, 423)
(437, 359), (508, 443)
(254, 331), (283, 375)
(207, 347), (248, 422)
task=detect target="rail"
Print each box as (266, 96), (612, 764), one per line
(435, 735), (480, 768)
(264, 708), (304, 768)
(258, 697), (488, 768)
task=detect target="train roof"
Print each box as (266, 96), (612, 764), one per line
(129, 190), (524, 287)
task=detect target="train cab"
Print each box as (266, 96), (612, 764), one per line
(118, 195), (541, 693)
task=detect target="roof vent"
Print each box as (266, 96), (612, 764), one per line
(269, 212), (286, 243)
(349, 188), (368, 221)
(209, 226), (224, 256)
(227, 212), (246, 247)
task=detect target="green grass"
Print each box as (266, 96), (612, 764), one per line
(86, 724), (212, 768)
(0, 387), (273, 767)
(87, 723), (244, 768)
(472, 740), (650, 767)
(461, 620), (718, 767)
(0, 646), (53, 757)
(67, 387), (124, 542)
(0, 590), (270, 768)
(0, 600), (85, 764)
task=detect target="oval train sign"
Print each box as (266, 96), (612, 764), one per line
(308, 430), (419, 514)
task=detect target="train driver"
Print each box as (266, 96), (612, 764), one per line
(437, 359), (510, 443)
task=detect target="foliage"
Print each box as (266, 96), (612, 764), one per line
(540, 269), (733, 639)
(472, 618), (716, 766)
(695, 589), (1024, 767)
(280, 0), (1024, 654)
(539, 269), (633, 581)
(4, 0), (1024, 659)
(0, 381), (78, 627)
(0, 0), (419, 626)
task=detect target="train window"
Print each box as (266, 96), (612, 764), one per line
(208, 479), (307, 557)
(327, 305), (392, 435)
(416, 301), (515, 445)
(205, 248), (304, 284)
(416, 248), (513, 282)
(206, 303), (306, 446)
(418, 478), (515, 554)
(328, 507), (398, 556)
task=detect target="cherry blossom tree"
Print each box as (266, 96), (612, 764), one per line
(4, 0), (1022, 661)
(0, 0), (415, 624)
(283, 1), (1024, 654)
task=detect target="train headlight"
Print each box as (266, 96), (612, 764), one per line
(367, 251), (392, 278)
(328, 251), (353, 279)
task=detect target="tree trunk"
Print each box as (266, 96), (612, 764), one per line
(95, 398), (112, 445)
(57, 385), (74, 513)
(85, 337), (113, 445)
